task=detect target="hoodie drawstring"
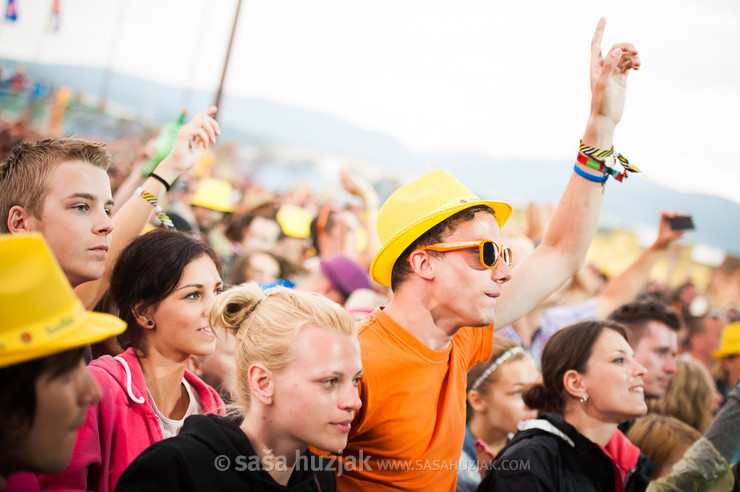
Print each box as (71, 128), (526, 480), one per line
(114, 355), (145, 404)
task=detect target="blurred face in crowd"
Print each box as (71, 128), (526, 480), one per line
(244, 251), (281, 284)
(576, 329), (648, 423)
(242, 216), (281, 253)
(632, 321), (678, 398)
(194, 334), (237, 399)
(469, 355), (539, 437)
(296, 266), (345, 305)
(693, 315), (726, 360)
(320, 211), (360, 259)
(7, 358), (101, 475)
(191, 205), (224, 230)
(10, 161), (114, 287)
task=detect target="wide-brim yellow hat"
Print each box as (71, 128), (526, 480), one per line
(713, 321), (740, 359)
(370, 170), (512, 287)
(276, 204), (312, 239)
(189, 177), (234, 213)
(0, 233), (126, 368)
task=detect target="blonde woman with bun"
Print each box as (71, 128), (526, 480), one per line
(116, 283), (363, 491)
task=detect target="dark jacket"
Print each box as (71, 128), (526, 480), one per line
(477, 413), (654, 492)
(115, 414), (336, 492)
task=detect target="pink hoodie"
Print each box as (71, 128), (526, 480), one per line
(32, 348), (225, 492)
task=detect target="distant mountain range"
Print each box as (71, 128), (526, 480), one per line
(2, 58), (739, 258)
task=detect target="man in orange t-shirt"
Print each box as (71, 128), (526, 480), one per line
(333, 19), (642, 491)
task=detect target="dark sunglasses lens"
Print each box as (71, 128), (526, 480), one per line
(481, 241), (498, 267)
(502, 247), (512, 266)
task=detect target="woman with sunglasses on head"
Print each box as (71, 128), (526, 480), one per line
(457, 337), (539, 491)
(115, 283), (362, 491)
(37, 229), (226, 492)
(478, 320), (655, 491)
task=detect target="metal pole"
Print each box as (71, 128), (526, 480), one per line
(214, 0), (242, 115)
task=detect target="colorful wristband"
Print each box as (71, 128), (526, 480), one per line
(135, 187), (174, 228)
(573, 163), (608, 183)
(576, 153), (627, 182)
(579, 140), (614, 158)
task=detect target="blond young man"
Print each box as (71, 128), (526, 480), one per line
(0, 107), (220, 308)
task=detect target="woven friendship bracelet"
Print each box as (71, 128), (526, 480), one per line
(579, 140), (643, 178)
(134, 187), (174, 228)
(579, 140), (614, 158)
(576, 153), (627, 182)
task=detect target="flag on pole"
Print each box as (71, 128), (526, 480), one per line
(5, 0), (17, 22)
(49, 0), (60, 32)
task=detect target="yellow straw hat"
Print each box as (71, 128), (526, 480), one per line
(276, 204), (312, 239)
(714, 321), (740, 359)
(0, 233), (126, 368)
(370, 170), (512, 287)
(189, 177), (234, 213)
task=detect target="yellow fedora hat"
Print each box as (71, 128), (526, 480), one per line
(189, 177), (235, 213)
(370, 170), (512, 287)
(714, 321), (740, 359)
(276, 204), (312, 239)
(0, 233), (126, 368)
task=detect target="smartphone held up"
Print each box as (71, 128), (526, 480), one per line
(668, 215), (695, 231)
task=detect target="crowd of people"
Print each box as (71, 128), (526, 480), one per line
(2, 18), (740, 492)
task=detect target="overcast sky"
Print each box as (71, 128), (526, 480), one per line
(2, 0), (739, 203)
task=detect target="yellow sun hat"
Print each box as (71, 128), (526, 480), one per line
(370, 170), (512, 287)
(276, 204), (312, 239)
(189, 177), (235, 213)
(714, 321), (740, 359)
(0, 233), (126, 368)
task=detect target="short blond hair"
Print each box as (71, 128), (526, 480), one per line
(209, 283), (355, 414)
(0, 137), (110, 232)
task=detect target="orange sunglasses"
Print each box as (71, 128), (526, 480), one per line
(414, 240), (512, 269)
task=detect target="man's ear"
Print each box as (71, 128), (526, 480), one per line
(248, 363), (275, 405)
(407, 250), (435, 281)
(7, 205), (36, 233)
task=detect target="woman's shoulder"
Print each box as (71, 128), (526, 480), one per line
(499, 416), (576, 457)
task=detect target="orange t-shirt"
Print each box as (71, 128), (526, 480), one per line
(335, 308), (494, 491)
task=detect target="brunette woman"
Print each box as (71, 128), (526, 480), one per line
(39, 230), (226, 491)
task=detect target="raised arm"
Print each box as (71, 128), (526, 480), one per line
(495, 18), (641, 328)
(595, 212), (685, 318)
(74, 107), (220, 308)
(340, 168), (381, 270)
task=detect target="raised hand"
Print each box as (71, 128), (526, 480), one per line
(589, 18), (641, 128)
(653, 211), (686, 250)
(162, 106), (221, 174)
